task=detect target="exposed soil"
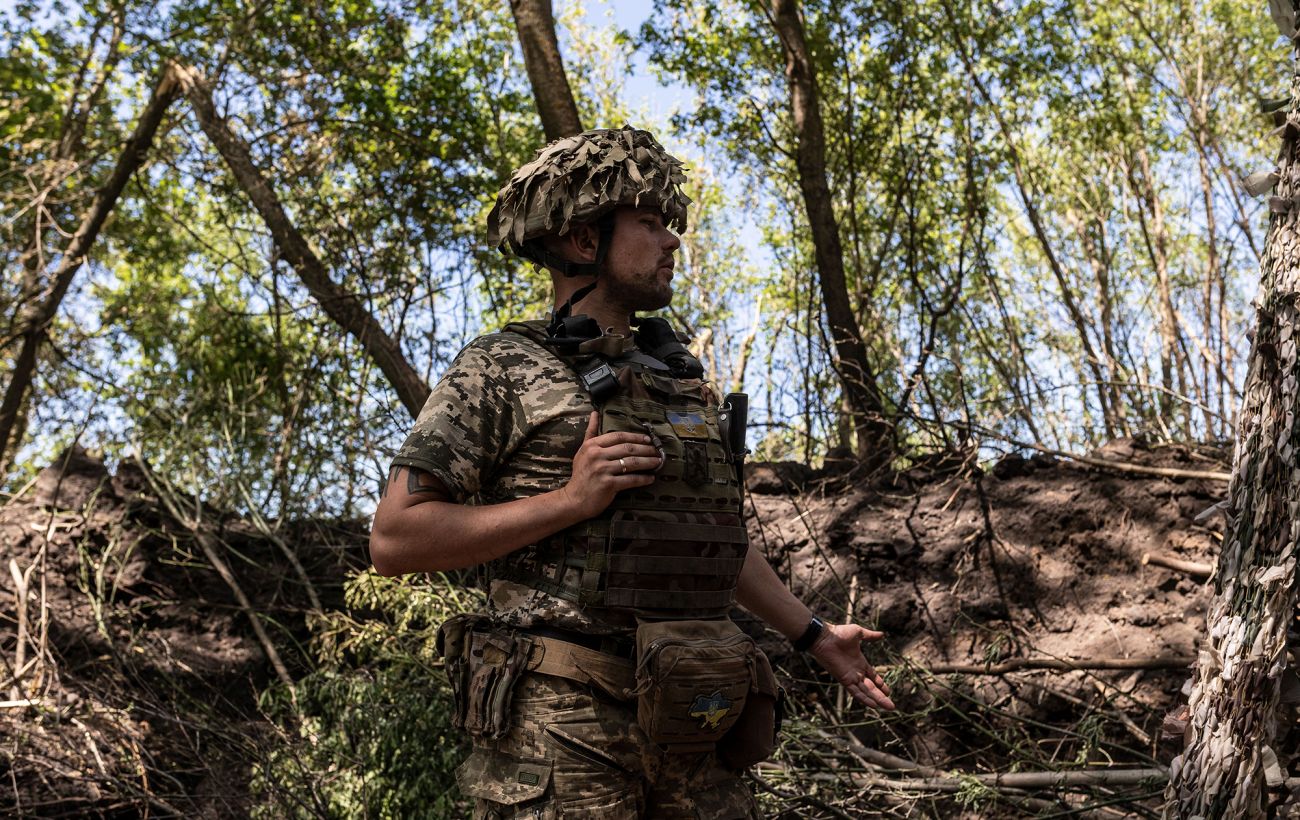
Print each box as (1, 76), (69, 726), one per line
(0, 439), (1238, 817)
(0, 448), (366, 817)
(741, 438), (1228, 817)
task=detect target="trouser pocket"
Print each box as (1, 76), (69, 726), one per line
(633, 618), (755, 751)
(457, 750), (554, 819)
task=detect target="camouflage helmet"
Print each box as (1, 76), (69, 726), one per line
(487, 125), (691, 261)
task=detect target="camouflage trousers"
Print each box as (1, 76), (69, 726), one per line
(455, 672), (762, 819)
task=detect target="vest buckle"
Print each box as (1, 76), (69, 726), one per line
(580, 362), (620, 402)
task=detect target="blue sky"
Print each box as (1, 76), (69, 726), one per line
(582, 0), (689, 123)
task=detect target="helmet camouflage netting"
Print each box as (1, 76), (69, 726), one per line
(487, 125), (692, 256)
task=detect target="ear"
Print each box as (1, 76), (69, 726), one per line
(561, 221), (600, 264)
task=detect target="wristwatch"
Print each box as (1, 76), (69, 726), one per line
(792, 616), (825, 652)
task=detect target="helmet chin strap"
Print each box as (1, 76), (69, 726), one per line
(539, 214), (616, 336)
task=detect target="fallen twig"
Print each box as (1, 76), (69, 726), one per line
(976, 767), (1166, 788)
(136, 456), (294, 688)
(813, 725), (944, 777)
(900, 656), (1195, 675)
(789, 766), (1167, 791)
(1042, 452), (1229, 483)
(764, 764), (1162, 814)
(750, 774), (855, 820)
(8, 558), (28, 701)
(0, 472), (40, 508)
(958, 421), (1231, 482)
(1141, 552), (1212, 579)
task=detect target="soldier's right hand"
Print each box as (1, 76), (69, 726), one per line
(560, 411), (663, 519)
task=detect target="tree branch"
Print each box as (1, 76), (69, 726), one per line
(171, 63), (430, 419)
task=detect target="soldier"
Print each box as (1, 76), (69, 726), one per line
(370, 126), (894, 819)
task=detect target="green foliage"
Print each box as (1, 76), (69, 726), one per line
(3, 0), (1283, 495)
(643, 0), (1275, 453)
(251, 571), (481, 819)
(954, 775), (997, 808)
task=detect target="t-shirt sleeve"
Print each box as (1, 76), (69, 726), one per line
(389, 341), (515, 501)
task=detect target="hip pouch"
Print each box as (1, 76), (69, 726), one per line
(436, 615), (529, 740)
(717, 648), (784, 770)
(435, 613), (482, 733)
(632, 618), (756, 752)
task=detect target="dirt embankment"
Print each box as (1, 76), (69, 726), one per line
(0, 439), (1237, 816)
(743, 438), (1232, 815)
(0, 448), (364, 817)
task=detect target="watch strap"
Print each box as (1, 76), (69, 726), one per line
(792, 616), (825, 652)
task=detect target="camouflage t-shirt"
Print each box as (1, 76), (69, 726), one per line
(391, 323), (637, 633)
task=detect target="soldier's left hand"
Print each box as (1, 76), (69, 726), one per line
(809, 624), (895, 711)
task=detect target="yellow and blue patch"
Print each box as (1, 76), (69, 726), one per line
(688, 690), (733, 730)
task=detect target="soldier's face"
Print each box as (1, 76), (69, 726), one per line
(602, 206), (681, 312)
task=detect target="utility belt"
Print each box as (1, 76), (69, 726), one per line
(437, 613), (783, 770)
(526, 624), (635, 659)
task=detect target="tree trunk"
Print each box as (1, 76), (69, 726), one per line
(769, 0), (892, 465)
(1129, 139), (1187, 431)
(508, 0), (583, 141)
(172, 64), (431, 420)
(953, 31), (1119, 437)
(1069, 207), (1125, 439)
(0, 69), (182, 471)
(1165, 29), (1300, 816)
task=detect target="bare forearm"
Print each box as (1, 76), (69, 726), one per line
(737, 545), (896, 710)
(735, 546), (814, 641)
(370, 487), (585, 575)
(371, 418), (662, 576)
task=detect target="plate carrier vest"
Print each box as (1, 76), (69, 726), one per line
(492, 320), (749, 622)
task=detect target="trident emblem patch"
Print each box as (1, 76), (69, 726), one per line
(688, 690), (733, 730)
(667, 411), (708, 439)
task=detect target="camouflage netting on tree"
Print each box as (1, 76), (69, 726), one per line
(486, 125), (692, 251)
(1165, 23), (1300, 817)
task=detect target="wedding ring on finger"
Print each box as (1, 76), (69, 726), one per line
(619, 457), (627, 474)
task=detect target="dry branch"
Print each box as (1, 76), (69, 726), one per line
(817, 728), (950, 781)
(797, 765), (1167, 791)
(961, 421), (1232, 482)
(761, 762), (1164, 815)
(1046, 450), (1230, 482)
(900, 656), (1195, 675)
(8, 558), (28, 700)
(136, 457), (293, 688)
(1141, 552), (1212, 579)
(235, 481), (321, 613)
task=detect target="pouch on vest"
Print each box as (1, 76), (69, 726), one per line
(436, 612), (493, 733)
(450, 624), (531, 740)
(717, 647), (784, 770)
(631, 618), (756, 751)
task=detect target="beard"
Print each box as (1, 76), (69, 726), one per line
(608, 268), (673, 313)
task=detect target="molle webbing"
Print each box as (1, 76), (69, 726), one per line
(602, 587), (738, 610)
(491, 319), (748, 619)
(500, 517), (747, 612)
(611, 519), (746, 544)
